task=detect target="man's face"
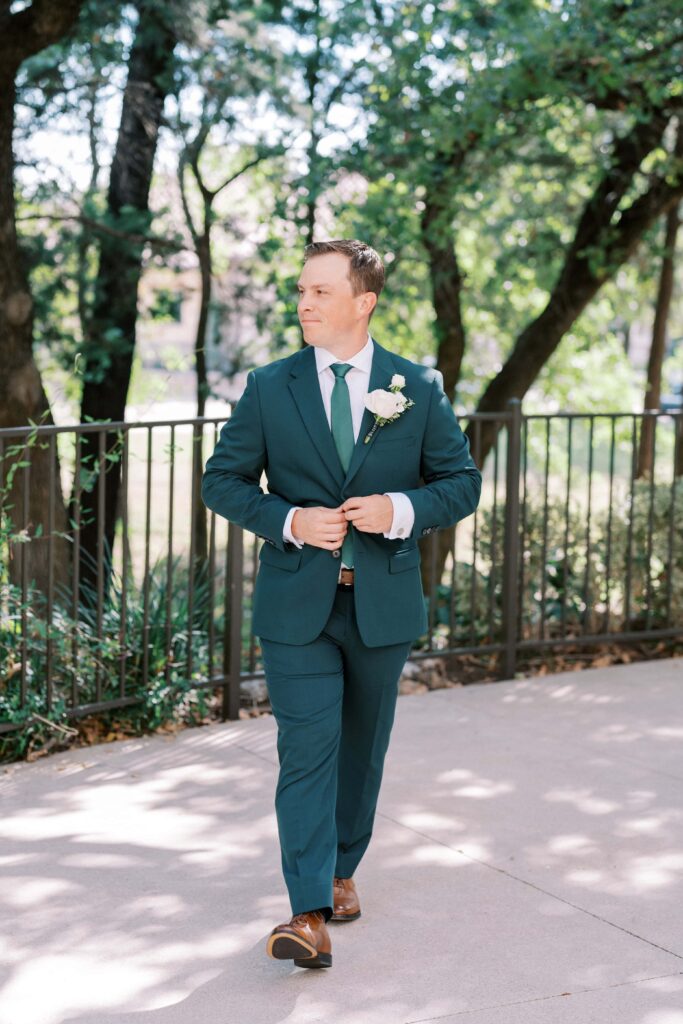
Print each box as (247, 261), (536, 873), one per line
(297, 252), (375, 347)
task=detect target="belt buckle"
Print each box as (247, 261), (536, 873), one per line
(338, 567), (354, 587)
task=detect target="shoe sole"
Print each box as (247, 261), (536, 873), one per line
(293, 954), (332, 968)
(330, 910), (361, 923)
(267, 933), (332, 968)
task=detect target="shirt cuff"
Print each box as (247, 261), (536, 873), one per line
(383, 492), (415, 540)
(283, 506), (304, 547)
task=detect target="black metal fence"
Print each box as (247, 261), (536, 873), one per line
(1, 402), (682, 738)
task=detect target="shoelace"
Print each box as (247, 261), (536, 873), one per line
(291, 911), (322, 926)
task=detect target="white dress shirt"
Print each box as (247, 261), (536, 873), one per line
(283, 332), (415, 566)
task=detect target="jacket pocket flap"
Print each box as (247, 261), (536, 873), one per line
(389, 546), (421, 573)
(374, 432), (418, 447)
(259, 542), (303, 572)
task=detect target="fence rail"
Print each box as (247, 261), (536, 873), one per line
(1, 402), (682, 737)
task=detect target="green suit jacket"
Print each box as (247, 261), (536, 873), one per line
(201, 338), (482, 647)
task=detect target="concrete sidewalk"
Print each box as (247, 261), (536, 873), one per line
(1, 658), (682, 1024)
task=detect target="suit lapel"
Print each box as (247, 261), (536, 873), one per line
(288, 345), (345, 489)
(343, 340), (396, 491)
(287, 339), (397, 493)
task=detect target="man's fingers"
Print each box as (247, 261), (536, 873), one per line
(316, 522), (346, 536)
(319, 509), (347, 523)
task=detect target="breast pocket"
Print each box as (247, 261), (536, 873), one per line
(373, 432), (418, 449)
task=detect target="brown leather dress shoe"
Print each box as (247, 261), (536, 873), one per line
(266, 910), (332, 968)
(330, 876), (361, 922)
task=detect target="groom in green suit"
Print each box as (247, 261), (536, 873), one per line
(201, 239), (481, 969)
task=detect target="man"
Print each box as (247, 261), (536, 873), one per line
(201, 239), (482, 969)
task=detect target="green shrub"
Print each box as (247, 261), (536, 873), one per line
(0, 551), (216, 762)
(419, 477), (683, 650)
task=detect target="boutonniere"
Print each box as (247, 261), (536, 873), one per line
(363, 374), (415, 443)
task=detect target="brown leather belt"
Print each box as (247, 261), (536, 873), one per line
(337, 567), (355, 587)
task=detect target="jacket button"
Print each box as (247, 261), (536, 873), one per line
(332, 549), (341, 558)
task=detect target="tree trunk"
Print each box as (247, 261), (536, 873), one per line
(191, 227), (212, 568)
(634, 119), (683, 479)
(178, 126), (271, 584)
(420, 195), (466, 403)
(473, 109), (678, 465)
(419, 189), (468, 595)
(637, 198), (681, 477)
(428, 110), (683, 596)
(0, 2), (85, 600)
(76, 0), (177, 598)
(676, 417), (683, 478)
(299, 2), (322, 348)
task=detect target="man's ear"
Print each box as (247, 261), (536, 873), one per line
(363, 292), (377, 317)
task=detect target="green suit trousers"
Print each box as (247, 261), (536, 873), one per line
(261, 587), (412, 919)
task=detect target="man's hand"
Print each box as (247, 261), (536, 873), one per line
(291, 506), (349, 550)
(341, 495), (393, 534)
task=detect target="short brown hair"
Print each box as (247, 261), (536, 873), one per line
(303, 239), (385, 320)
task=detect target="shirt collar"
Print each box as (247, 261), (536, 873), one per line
(314, 332), (374, 376)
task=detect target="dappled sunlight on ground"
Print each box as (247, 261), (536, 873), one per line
(0, 659), (682, 1024)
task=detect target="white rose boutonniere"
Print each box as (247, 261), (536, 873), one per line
(363, 374), (415, 443)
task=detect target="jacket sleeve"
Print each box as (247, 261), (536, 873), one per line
(201, 370), (294, 551)
(401, 371), (482, 539)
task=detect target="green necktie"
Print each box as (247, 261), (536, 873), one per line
(330, 362), (354, 567)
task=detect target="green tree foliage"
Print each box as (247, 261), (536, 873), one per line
(10, 0), (683, 421)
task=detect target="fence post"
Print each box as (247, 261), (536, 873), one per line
(222, 522), (244, 720)
(501, 399), (522, 680)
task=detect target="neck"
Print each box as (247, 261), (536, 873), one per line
(313, 328), (370, 360)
